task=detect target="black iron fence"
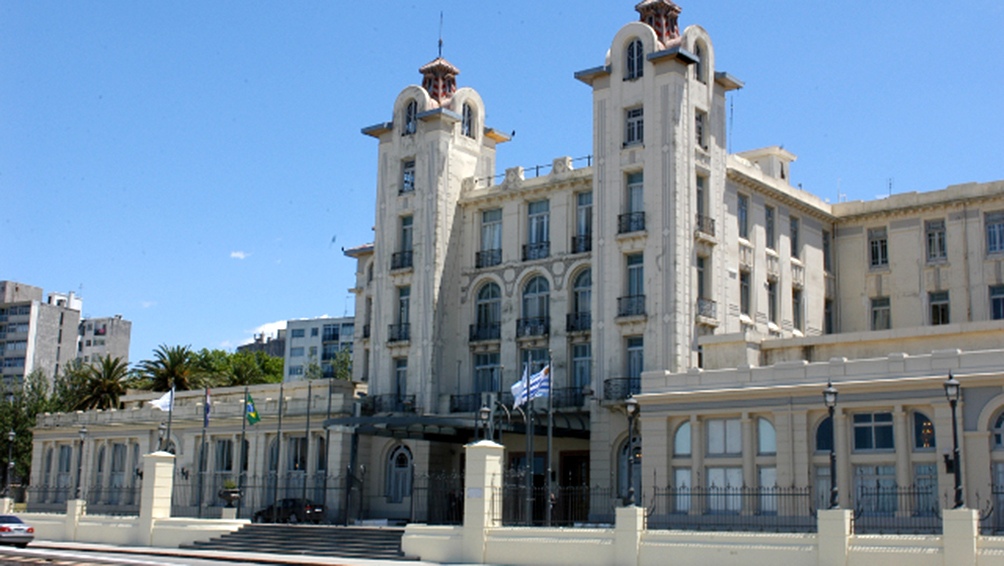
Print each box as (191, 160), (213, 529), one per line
(617, 295), (646, 317)
(852, 485), (941, 534)
(979, 487), (1004, 535)
(171, 472), (351, 523)
(469, 322), (501, 342)
(411, 472), (464, 525)
(603, 377), (640, 401)
(497, 470), (619, 527)
(475, 249), (502, 268)
(648, 486), (816, 533)
(618, 212), (645, 234)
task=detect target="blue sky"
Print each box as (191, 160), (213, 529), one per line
(3, 1), (1002, 364)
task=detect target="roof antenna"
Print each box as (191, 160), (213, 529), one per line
(438, 12), (444, 58)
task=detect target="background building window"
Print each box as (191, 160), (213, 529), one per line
(757, 418), (776, 455)
(871, 297), (891, 330)
(869, 227), (889, 267)
(767, 281), (778, 324)
(992, 285), (1004, 320)
(695, 110), (708, 149)
(737, 194), (749, 240)
(706, 418), (741, 456)
(626, 337), (643, 379)
(386, 446), (413, 503)
(739, 271), (751, 316)
(401, 160), (415, 193)
(674, 422), (692, 456)
(815, 416), (833, 452)
(765, 206), (776, 250)
(853, 412), (894, 451)
(822, 230), (832, 271)
(403, 100), (417, 135)
(461, 103), (475, 138)
(913, 412), (935, 450)
(571, 343), (591, 389)
(987, 211), (1004, 254)
(925, 219), (946, 261)
(625, 107), (644, 146)
(792, 289), (803, 331)
(473, 352), (500, 393)
(625, 39), (643, 79)
(790, 216), (800, 259)
(929, 291), (949, 325)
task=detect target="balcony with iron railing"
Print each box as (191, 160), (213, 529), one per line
(449, 393), (483, 413)
(696, 298), (717, 320)
(475, 248), (502, 268)
(391, 250), (414, 270)
(516, 317), (550, 338)
(469, 322), (501, 342)
(618, 212), (646, 234)
(571, 234), (592, 254)
(695, 214), (716, 239)
(387, 323), (410, 343)
(366, 394), (417, 414)
(603, 377), (640, 401)
(522, 242), (550, 261)
(617, 295), (646, 317)
(550, 387), (587, 408)
(566, 312), (591, 333)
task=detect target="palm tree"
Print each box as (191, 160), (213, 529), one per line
(73, 355), (131, 410)
(136, 344), (199, 391)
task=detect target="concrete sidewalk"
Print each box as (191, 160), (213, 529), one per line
(32, 540), (460, 566)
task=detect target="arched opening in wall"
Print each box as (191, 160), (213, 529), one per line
(693, 41), (707, 84)
(474, 282), (501, 341)
(625, 38), (644, 80)
(403, 100), (418, 135)
(386, 445), (413, 503)
(570, 268), (592, 329)
(518, 276), (550, 338)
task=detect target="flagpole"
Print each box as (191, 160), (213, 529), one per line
(322, 377), (333, 515)
(272, 381), (285, 522)
(164, 386), (175, 452)
(524, 361), (533, 525)
(197, 387), (209, 518)
(301, 381), (311, 504)
(546, 350), (553, 527)
(237, 386), (248, 518)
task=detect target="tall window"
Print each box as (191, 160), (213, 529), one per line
(913, 412), (936, 450)
(626, 337), (643, 379)
(401, 160), (416, 193)
(869, 227), (889, 267)
(674, 422), (692, 456)
(695, 110), (708, 149)
(627, 253), (644, 297)
(693, 43), (705, 83)
(792, 289), (803, 331)
(824, 299), (834, 334)
(574, 192), (593, 253)
(573, 269), (592, 317)
(707, 418), (741, 456)
(403, 100), (417, 135)
(476, 283), (501, 330)
(386, 446), (412, 503)
(571, 343), (591, 389)
(696, 256), (707, 299)
(758, 418), (777, 454)
(394, 358), (407, 397)
(461, 103), (475, 138)
(925, 219), (946, 262)
(790, 216), (800, 259)
(522, 276), (550, 322)
(767, 281), (778, 324)
(287, 436), (307, 472)
(215, 439), (234, 474)
(479, 208), (502, 267)
(853, 412), (894, 451)
(627, 172), (644, 213)
(815, 417), (833, 452)
(929, 291), (949, 325)
(992, 285), (1004, 320)
(871, 297), (890, 330)
(739, 270), (751, 316)
(474, 352), (500, 393)
(527, 200), (550, 258)
(737, 194), (749, 240)
(398, 286), (410, 325)
(625, 107), (644, 146)
(520, 348), (549, 375)
(822, 230), (832, 271)
(987, 211), (1004, 254)
(400, 215), (413, 252)
(695, 175), (707, 220)
(765, 206), (776, 250)
(625, 39), (643, 80)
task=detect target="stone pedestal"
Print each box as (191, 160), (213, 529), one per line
(136, 451), (175, 546)
(942, 508), (979, 566)
(614, 505), (645, 566)
(817, 508), (852, 566)
(461, 440), (504, 564)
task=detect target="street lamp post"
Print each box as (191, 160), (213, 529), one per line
(6, 430), (14, 497)
(625, 396), (639, 507)
(75, 426), (87, 500)
(479, 405), (491, 441)
(944, 373), (963, 509)
(823, 381), (839, 509)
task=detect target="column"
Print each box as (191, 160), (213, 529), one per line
(893, 406), (910, 494)
(741, 412), (754, 489)
(461, 440), (503, 564)
(833, 409), (849, 508)
(136, 451), (175, 546)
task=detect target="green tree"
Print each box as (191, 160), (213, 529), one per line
(1, 369), (56, 488)
(329, 348), (352, 381)
(72, 355), (132, 410)
(135, 344), (200, 391)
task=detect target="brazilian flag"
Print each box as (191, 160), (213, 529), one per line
(246, 393), (261, 425)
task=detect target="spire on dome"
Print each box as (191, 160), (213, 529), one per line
(635, 0), (682, 46)
(419, 57), (460, 104)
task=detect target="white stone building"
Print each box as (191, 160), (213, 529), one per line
(283, 316), (354, 381)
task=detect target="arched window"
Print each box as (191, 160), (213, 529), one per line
(758, 418), (777, 455)
(386, 445), (413, 503)
(674, 421), (691, 456)
(403, 100), (418, 135)
(476, 283), (501, 327)
(694, 42), (706, 83)
(816, 416), (833, 452)
(617, 435), (642, 500)
(573, 269), (592, 316)
(913, 411), (936, 450)
(993, 413), (1004, 449)
(462, 103), (475, 138)
(625, 39), (644, 80)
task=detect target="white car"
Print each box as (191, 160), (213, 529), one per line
(0, 515), (33, 548)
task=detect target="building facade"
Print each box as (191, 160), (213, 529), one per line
(77, 315), (132, 365)
(0, 281), (82, 388)
(283, 317), (354, 381)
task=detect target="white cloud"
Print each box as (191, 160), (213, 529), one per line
(141, 300), (157, 309)
(239, 319), (288, 345)
(230, 251), (250, 260)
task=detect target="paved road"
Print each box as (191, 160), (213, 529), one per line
(0, 545), (267, 565)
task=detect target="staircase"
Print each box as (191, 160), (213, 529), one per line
(182, 524), (411, 560)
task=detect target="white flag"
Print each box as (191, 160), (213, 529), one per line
(511, 365), (529, 409)
(148, 388), (174, 412)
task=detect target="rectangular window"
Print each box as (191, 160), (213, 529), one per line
(987, 211), (1004, 254)
(473, 352), (500, 393)
(310, 327), (318, 337)
(527, 200), (550, 244)
(394, 358), (407, 396)
(854, 465), (897, 514)
(790, 216), (800, 259)
(288, 365), (304, 376)
(627, 253), (644, 297)
(853, 412), (894, 451)
(520, 348), (549, 376)
(739, 271), (751, 316)
(626, 172), (644, 213)
(572, 343), (591, 389)
(290, 347), (304, 357)
(925, 219), (946, 262)
(322, 324), (339, 342)
(576, 192), (593, 236)
(706, 467), (743, 512)
(707, 418), (741, 456)
(625, 107), (644, 146)
(696, 256), (707, 299)
(822, 230), (832, 272)
(401, 160), (416, 193)
(869, 227), (889, 267)
(929, 291), (949, 325)
(695, 110), (708, 149)
(765, 206), (776, 250)
(481, 208), (502, 250)
(871, 297), (891, 330)
(398, 286), (410, 324)
(992, 285), (1004, 320)
(767, 281), (778, 324)
(792, 289), (803, 331)
(400, 215), (413, 251)
(290, 328), (305, 338)
(738, 194), (749, 240)
(824, 299), (834, 334)
(215, 439), (234, 472)
(626, 337), (643, 379)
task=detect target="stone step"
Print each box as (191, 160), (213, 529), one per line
(182, 525), (411, 560)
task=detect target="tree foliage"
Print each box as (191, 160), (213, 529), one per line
(135, 344), (200, 391)
(72, 355), (133, 411)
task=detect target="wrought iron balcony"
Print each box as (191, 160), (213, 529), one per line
(475, 248), (502, 268)
(516, 316), (550, 338)
(603, 377), (640, 401)
(387, 323), (410, 343)
(696, 298), (717, 319)
(391, 250), (414, 270)
(449, 393), (482, 413)
(695, 214), (716, 238)
(571, 234), (592, 254)
(551, 387), (587, 409)
(469, 323), (501, 342)
(566, 312), (592, 332)
(522, 242), (550, 261)
(617, 295), (646, 317)
(618, 212), (645, 234)
(370, 394), (416, 414)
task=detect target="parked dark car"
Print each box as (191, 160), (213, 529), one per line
(0, 515), (33, 548)
(253, 498), (324, 524)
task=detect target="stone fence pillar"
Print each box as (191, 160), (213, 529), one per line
(942, 508), (979, 566)
(135, 451), (175, 546)
(462, 440), (504, 564)
(817, 509), (852, 566)
(614, 505), (645, 566)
